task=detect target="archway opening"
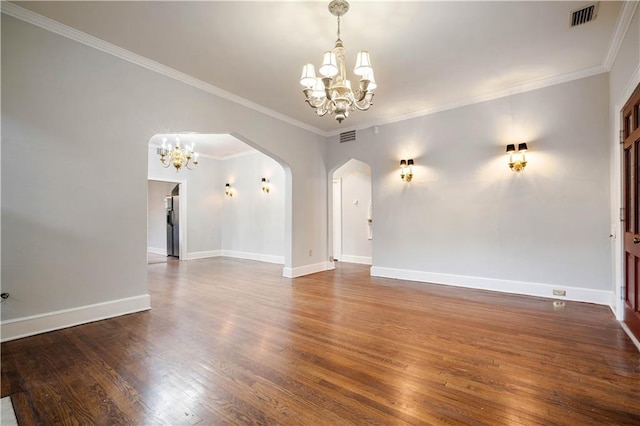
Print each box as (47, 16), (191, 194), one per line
(331, 159), (373, 265)
(147, 133), (291, 272)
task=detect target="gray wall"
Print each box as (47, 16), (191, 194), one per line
(328, 73), (611, 292)
(334, 159), (372, 262)
(147, 180), (176, 253)
(221, 152), (285, 258)
(1, 15), (326, 322)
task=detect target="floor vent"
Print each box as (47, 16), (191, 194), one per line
(340, 130), (356, 143)
(570, 3), (598, 27)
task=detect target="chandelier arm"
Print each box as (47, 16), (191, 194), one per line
(317, 97), (333, 109)
(305, 99), (323, 109)
(160, 155), (172, 168)
(302, 88), (313, 101)
(353, 96), (373, 111)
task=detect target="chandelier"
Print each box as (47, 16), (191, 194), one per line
(299, 0), (376, 123)
(158, 135), (199, 171)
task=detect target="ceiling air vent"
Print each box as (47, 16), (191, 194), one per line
(340, 130), (356, 143)
(570, 3), (598, 27)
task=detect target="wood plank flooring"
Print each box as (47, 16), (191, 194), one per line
(2, 258), (639, 425)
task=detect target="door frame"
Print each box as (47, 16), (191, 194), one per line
(615, 72), (640, 321)
(148, 176), (188, 260)
(332, 178), (342, 262)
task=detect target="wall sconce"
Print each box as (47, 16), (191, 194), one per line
(400, 159), (414, 182)
(506, 143), (528, 171)
(225, 183), (233, 197)
(261, 178), (270, 193)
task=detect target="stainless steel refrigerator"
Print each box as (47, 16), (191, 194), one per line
(165, 185), (180, 258)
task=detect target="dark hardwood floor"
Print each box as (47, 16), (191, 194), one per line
(2, 258), (639, 425)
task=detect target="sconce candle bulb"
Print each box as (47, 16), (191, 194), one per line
(225, 183), (233, 197)
(506, 143), (528, 171)
(261, 178), (270, 193)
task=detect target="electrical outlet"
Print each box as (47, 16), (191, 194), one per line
(553, 289), (566, 297)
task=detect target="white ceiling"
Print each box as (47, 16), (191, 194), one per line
(13, 1), (624, 137)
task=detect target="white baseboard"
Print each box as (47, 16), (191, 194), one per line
(283, 261), (332, 278)
(340, 255), (372, 265)
(186, 250), (222, 260)
(610, 292), (620, 320)
(0, 294), (151, 342)
(221, 250), (284, 264)
(147, 247), (167, 255)
(185, 250), (285, 264)
(370, 266), (613, 306)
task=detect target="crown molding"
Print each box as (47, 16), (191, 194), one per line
(2, 1), (624, 141)
(1, 2), (329, 137)
(328, 65), (608, 137)
(603, 1), (639, 71)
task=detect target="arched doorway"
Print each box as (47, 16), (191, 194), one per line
(147, 132), (292, 273)
(331, 159), (372, 265)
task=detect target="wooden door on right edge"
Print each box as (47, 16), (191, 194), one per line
(622, 82), (640, 341)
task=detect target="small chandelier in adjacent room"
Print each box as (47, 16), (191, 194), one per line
(158, 135), (199, 171)
(299, 0), (377, 123)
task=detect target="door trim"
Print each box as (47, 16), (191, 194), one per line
(614, 68), (640, 321)
(332, 178), (342, 262)
(148, 176), (188, 260)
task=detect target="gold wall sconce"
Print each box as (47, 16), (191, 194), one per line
(261, 178), (270, 193)
(225, 183), (233, 197)
(400, 159), (414, 182)
(506, 143), (528, 172)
